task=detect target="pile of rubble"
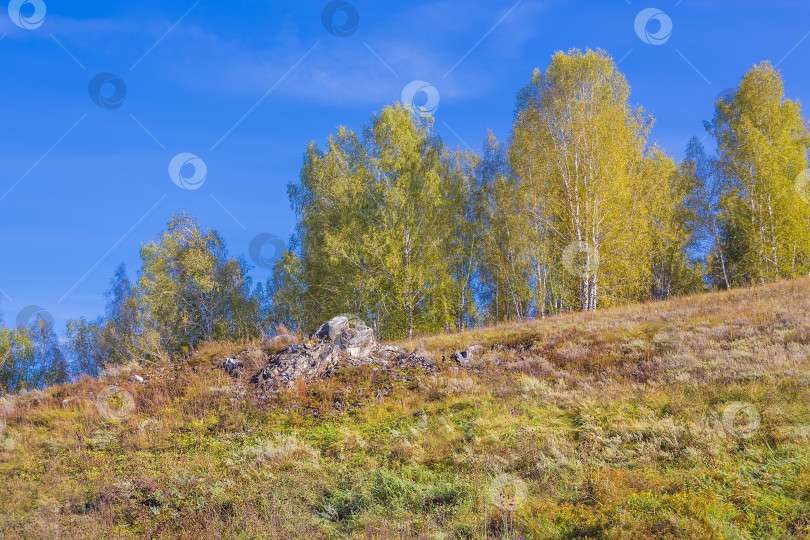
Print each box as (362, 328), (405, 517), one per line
(218, 316), (440, 392)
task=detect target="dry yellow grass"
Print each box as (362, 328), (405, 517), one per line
(1, 278), (810, 538)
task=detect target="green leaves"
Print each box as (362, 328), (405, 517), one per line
(136, 213), (263, 355)
(285, 105), (476, 339)
(0, 326), (34, 393)
(507, 48), (696, 314)
(709, 62), (810, 286)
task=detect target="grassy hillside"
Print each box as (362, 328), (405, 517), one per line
(2, 279), (810, 539)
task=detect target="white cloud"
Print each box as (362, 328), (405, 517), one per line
(190, 0), (549, 105)
(3, 1), (550, 106)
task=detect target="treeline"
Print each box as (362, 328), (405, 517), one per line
(271, 49), (810, 338)
(1, 214), (268, 392)
(1, 48), (808, 392)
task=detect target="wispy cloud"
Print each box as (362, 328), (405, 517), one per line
(192, 0), (546, 105)
(11, 1), (549, 107)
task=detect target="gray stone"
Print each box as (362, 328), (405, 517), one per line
(251, 325), (435, 392)
(129, 375), (144, 383)
(312, 315), (370, 342)
(312, 316), (350, 341)
(220, 358), (242, 378)
(451, 344), (484, 367)
(335, 326), (375, 358)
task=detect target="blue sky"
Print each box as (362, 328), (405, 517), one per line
(1, 0), (809, 331)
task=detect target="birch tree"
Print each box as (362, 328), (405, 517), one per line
(709, 61), (810, 285)
(137, 213), (263, 354)
(512, 49), (658, 311)
(478, 132), (536, 321)
(287, 105), (474, 339)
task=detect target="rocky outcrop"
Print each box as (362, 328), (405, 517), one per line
(335, 326), (375, 357)
(313, 315), (358, 340)
(220, 358), (243, 378)
(312, 315), (375, 357)
(248, 320), (436, 392)
(250, 342), (355, 390)
(451, 344), (484, 367)
(213, 318), (441, 393)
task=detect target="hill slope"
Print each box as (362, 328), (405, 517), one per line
(2, 279), (810, 539)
